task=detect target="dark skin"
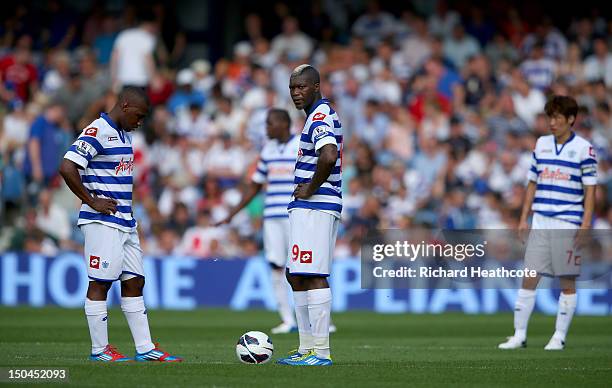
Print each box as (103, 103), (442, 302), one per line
(215, 112), (294, 281)
(287, 71), (338, 291)
(216, 112), (292, 226)
(59, 96), (149, 301)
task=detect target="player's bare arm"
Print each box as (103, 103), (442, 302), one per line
(575, 184), (596, 248)
(59, 159), (118, 215)
(581, 185), (595, 229)
(293, 143), (338, 199)
(217, 181), (263, 225)
(518, 180), (537, 242)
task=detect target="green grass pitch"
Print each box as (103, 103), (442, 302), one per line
(1, 307), (611, 387)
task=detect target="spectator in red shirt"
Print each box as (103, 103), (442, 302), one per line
(408, 74), (452, 124)
(0, 46), (38, 103)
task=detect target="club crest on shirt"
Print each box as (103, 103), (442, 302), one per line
(567, 150), (576, 158)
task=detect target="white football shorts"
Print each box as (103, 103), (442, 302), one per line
(524, 213), (581, 277)
(287, 208), (339, 277)
(82, 222), (144, 282)
(263, 217), (290, 268)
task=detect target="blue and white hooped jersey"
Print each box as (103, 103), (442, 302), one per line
(64, 113), (136, 232)
(528, 133), (597, 225)
(252, 135), (300, 219)
(288, 98), (343, 219)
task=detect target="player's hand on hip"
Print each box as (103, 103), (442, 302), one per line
(518, 220), (529, 243)
(89, 194), (118, 215)
(293, 183), (314, 199)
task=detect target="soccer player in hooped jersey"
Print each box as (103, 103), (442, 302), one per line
(59, 87), (182, 362)
(218, 109), (299, 334)
(499, 96), (597, 351)
(276, 65), (342, 366)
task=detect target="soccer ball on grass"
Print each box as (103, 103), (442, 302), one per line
(236, 331), (274, 364)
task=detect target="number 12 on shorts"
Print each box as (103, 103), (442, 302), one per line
(291, 244), (313, 264)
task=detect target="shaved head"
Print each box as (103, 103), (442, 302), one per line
(291, 64), (320, 85)
(118, 86), (149, 108)
(113, 86), (150, 131)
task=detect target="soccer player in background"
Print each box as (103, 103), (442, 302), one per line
(276, 65), (343, 366)
(59, 87), (182, 362)
(499, 95), (597, 350)
(218, 109), (299, 334)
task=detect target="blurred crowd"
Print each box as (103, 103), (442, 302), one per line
(1, 0), (611, 258)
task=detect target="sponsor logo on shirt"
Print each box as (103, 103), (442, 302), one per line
(84, 127), (98, 137)
(541, 149), (552, 153)
(312, 112), (326, 121)
(89, 255), (100, 269)
(299, 250), (313, 263)
(540, 167), (571, 181)
(115, 157), (134, 175)
(108, 136), (118, 142)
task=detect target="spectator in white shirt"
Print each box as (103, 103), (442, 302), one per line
(583, 37), (612, 87)
(443, 24), (481, 69)
(271, 16), (313, 61)
(399, 15), (432, 69)
(35, 188), (70, 243)
(110, 12), (157, 90)
(510, 70), (546, 127)
(204, 133), (247, 181)
(177, 208), (227, 258)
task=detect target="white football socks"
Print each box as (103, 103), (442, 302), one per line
(271, 269), (295, 327)
(513, 288), (536, 340)
(85, 298), (108, 355)
(553, 292), (577, 342)
(121, 296), (155, 354)
(307, 288), (332, 359)
(293, 291), (313, 354)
